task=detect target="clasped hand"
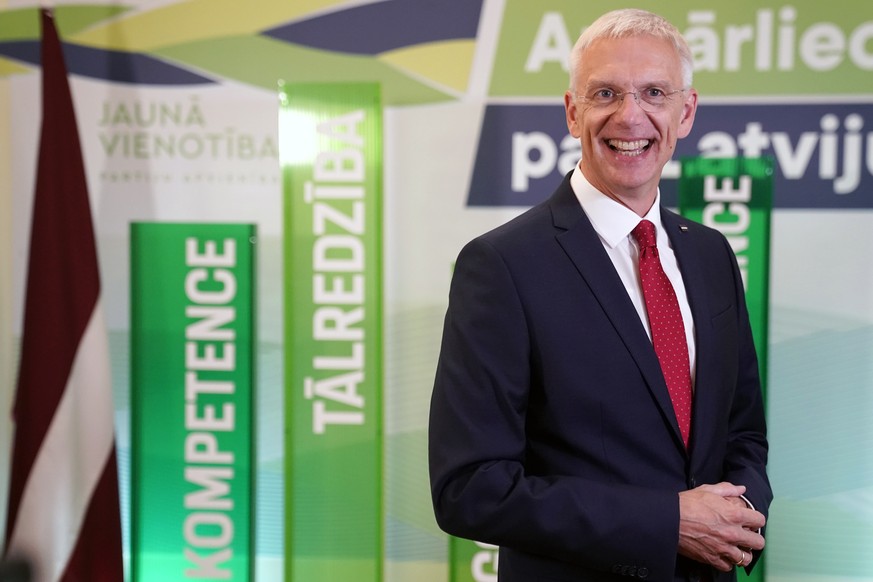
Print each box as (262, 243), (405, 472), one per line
(678, 482), (766, 572)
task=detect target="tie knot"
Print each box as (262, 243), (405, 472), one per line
(632, 220), (657, 248)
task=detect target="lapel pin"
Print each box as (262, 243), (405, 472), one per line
(679, 224), (688, 232)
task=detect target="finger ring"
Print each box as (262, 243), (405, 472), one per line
(736, 550), (746, 566)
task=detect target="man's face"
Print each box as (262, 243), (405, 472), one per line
(564, 35), (697, 209)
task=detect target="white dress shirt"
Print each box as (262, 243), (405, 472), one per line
(570, 166), (697, 384)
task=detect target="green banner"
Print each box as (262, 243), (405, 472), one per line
(679, 157), (773, 391)
(130, 222), (257, 581)
(491, 1), (873, 97)
(280, 83), (383, 582)
(680, 157), (773, 581)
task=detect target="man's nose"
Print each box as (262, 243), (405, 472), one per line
(612, 91), (646, 120)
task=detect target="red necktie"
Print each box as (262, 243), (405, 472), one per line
(632, 220), (693, 447)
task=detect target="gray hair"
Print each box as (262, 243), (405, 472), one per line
(568, 9), (693, 92)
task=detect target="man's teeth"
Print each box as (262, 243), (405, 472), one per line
(608, 139), (650, 155)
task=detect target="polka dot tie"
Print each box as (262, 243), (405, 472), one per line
(632, 220), (692, 447)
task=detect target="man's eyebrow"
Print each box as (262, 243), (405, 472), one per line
(583, 78), (613, 90)
(584, 78), (674, 90)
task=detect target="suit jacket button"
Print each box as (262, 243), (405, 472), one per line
(637, 567), (649, 579)
(689, 476), (697, 488)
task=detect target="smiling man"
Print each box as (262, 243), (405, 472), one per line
(429, 9), (772, 582)
(567, 31), (697, 215)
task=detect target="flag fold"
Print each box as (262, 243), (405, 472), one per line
(3, 9), (124, 582)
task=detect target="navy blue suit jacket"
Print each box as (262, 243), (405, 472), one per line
(429, 175), (771, 581)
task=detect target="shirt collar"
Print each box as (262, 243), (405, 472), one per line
(570, 165), (665, 249)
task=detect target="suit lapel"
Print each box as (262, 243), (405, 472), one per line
(660, 209), (717, 454)
(549, 180), (686, 451)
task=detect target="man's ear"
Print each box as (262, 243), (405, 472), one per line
(564, 91), (581, 138)
(677, 88), (699, 139)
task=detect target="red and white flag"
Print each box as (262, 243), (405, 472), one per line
(3, 9), (123, 581)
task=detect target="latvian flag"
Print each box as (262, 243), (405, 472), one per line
(3, 9), (123, 581)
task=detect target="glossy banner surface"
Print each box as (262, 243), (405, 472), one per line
(280, 83), (384, 582)
(131, 222), (257, 581)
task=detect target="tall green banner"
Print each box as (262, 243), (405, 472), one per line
(280, 83), (383, 581)
(130, 222), (257, 581)
(679, 157), (773, 393)
(680, 157), (773, 581)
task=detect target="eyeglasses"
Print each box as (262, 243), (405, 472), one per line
(576, 87), (688, 113)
